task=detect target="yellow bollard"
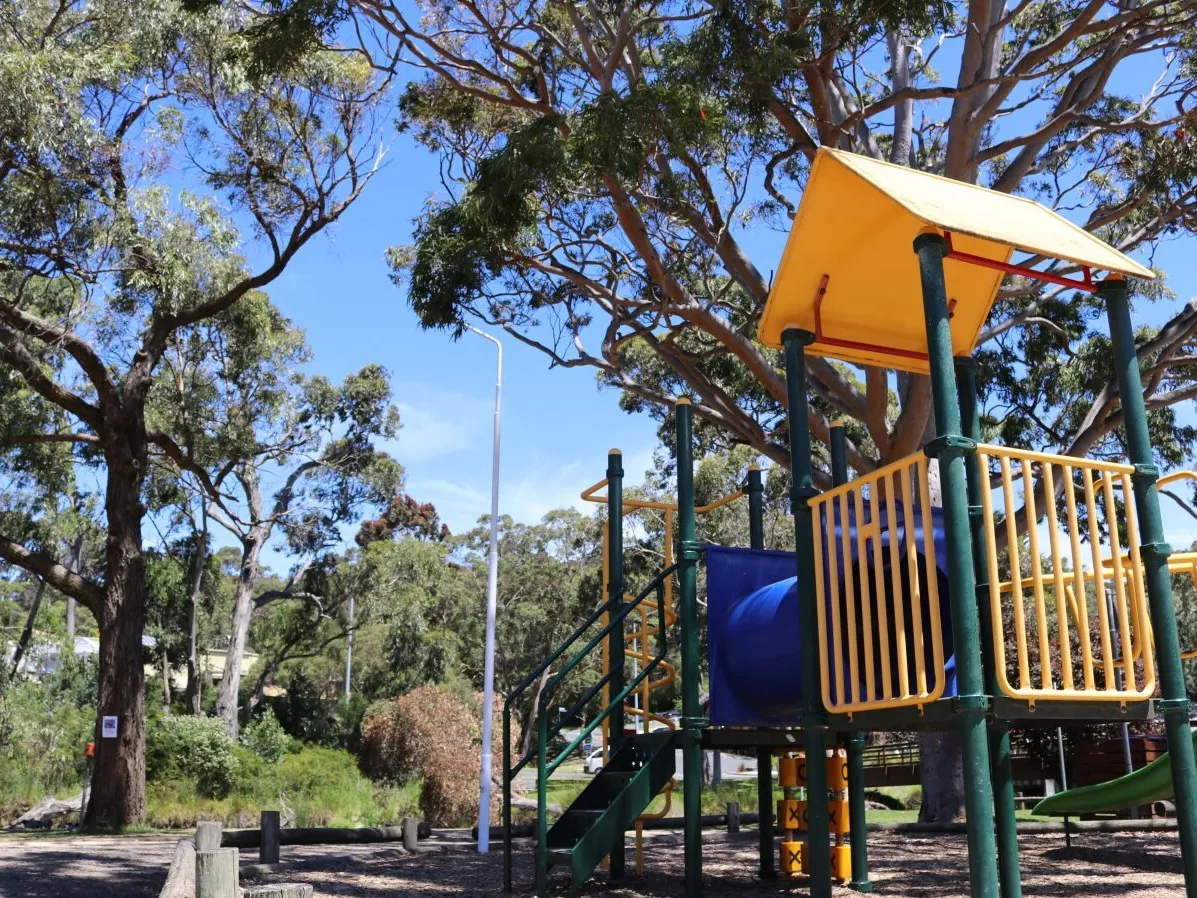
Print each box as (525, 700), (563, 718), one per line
(780, 840), (804, 877)
(826, 748), (849, 791)
(831, 843), (852, 881)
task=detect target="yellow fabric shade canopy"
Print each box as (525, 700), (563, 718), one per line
(758, 148), (1155, 374)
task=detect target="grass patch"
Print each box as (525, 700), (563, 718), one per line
(144, 747), (422, 830)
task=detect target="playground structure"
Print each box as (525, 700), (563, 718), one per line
(501, 146), (1197, 898)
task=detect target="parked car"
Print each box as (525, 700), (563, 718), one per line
(585, 748), (605, 774)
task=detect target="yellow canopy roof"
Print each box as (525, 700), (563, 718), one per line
(758, 148), (1155, 373)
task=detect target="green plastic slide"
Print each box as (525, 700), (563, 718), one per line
(1033, 729), (1197, 816)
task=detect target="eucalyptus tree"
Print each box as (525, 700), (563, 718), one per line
(0, 0), (386, 824)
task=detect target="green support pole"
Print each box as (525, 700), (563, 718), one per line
(536, 706), (548, 894)
(781, 330), (832, 898)
(912, 233), (999, 898)
(677, 400), (704, 897)
(1103, 277), (1197, 895)
(746, 466), (776, 880)
(955, 356), (1021, 898)
(830, 423), (871, 893)
(606, 449), (626, 879)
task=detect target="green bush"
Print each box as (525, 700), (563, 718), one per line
(147, 716), (238, 799)
(241, 709), (291, 763)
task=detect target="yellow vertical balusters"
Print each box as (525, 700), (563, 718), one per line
(999, 456), (1031, 691)
(978, 450), (1010, 695)
(817, 499), (846, 712)
(1120, 472), (1153, 689)
(1062, 465), (1096, 690)
(1100, 474), (1137, 689)
(1082, 468), (1117, 690)
(1041, 464), (1075, 691)
(1022, 460), (1053, 689)
(838, 491), (860, 705)
(899, 465), (928, 697)
(884, 470), (910, 699)
(852, 488), (877, 703)
(916, 457), (946, 695)
(868, 481), (893, 700)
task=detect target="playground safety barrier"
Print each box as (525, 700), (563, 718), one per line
(811, 450), (947, 714)
(976, 444), (1156, 704)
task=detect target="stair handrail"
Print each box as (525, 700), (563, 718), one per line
(502, 561), (678, 891)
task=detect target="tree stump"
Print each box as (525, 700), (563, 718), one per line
(402, 816), (419, 851)
(195, 820), (223, 852)
(260, 810), (281, 864)
(242, 886), (314, 898)
(196, 848), (238, 898)
(727, 801), (741, 834)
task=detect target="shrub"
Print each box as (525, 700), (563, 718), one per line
(147, 716), (238, 799)
(241, 709), (291, 763)
(358, 685), (511, 827)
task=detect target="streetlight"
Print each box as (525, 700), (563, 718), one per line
(466, 325), (502, 854)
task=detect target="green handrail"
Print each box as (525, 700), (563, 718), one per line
(534, 569), (673, 891)
(502, 561), (678, 892)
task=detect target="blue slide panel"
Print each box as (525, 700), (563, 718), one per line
(707, 504), (956, 727)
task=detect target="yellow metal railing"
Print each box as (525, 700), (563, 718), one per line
(976, 443), (1155, 704)
(811, 451), (947, 715)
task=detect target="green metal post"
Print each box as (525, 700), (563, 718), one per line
(1103, 277), (1197, 895)
(913, 233), (999, 898)
(955, 356), (1021, 898)
(606, 449), (626, 879)
(536, 706), (548, 894)
(781, 330), (832, 898)
(746, 466), (776, 880)
(830, 423), (871, 893)
(677, 399), (704, 897)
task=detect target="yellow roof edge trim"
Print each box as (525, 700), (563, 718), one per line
(821, 147), (1156, 281)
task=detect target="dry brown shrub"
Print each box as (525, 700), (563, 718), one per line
(359, 685), (515, 827)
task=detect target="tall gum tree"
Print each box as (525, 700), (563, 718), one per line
(0, 0), (385, 825)
(237, 0), (1195, 819)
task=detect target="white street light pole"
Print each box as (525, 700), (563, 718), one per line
(466, 325), (502, 853)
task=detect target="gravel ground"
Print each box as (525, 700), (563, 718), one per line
(0, 829), (1187, 897)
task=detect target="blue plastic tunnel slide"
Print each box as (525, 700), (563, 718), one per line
(706, 503), (956, 727)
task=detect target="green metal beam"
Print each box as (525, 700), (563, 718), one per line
(606, 449), (626, 879)
(830, 422), (871, 893)
(746, 465), (777, 881)
(956, 356), (1021, 898)
(781, 329), (832, 898)
(913, 233), (999, 898)
(1103, 276), (1197, 895)
(677, 400), (704, 897)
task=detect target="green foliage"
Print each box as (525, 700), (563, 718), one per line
(0, 651), (96, 818)
(146, 716), (239, 799)
(240, 708), (292, 763)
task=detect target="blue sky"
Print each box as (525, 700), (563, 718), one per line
(256, 119), (1197, 561)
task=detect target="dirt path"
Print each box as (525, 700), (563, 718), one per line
(0, 829), (1186, 897)
(0, 834), (177, 898)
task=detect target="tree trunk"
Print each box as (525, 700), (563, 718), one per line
(85, 523), (148, 826)
(10, 579), (47, 675)
(216, 530), (264, 739)
(84, 422), (149, 828)
(518, 666), (553, 759)
(917, 730), (965, 823)
(186, 512), (208, 716)
(162, 651), (172, 713)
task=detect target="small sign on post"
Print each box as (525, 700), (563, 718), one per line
(101, 716), (118, 739)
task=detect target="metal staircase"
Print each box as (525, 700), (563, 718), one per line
(502, 563), (678, 895)
(545, 732), (675, 892)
